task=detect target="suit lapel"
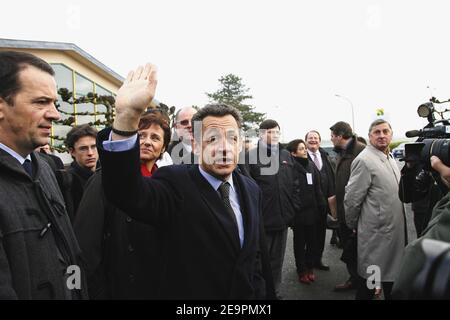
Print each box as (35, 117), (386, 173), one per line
(234, 172), (258, 253)
(189, 166), (241, 253)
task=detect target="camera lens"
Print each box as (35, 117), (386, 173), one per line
(421, 139), (450, 170)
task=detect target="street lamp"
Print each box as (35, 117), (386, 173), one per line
(335, 94), (355, 131)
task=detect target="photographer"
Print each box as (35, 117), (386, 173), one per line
(399, 158), (447, 237)
(399, 102), (450, 237)
(392, 156), (450, 299)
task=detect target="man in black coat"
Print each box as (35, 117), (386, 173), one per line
(240, 119), (296, 299)
(97, 64), (273, 299)
(329, 121), (365, 291)
(58, 124), (99, 222)
(0, 51), (87, 299)
(36, 144), (65, 172)
(305, 130), (337, 271)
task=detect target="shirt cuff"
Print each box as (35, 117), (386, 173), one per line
(102, 131), (137, 152)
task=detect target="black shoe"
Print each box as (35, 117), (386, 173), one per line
(314, 262), (330, 271)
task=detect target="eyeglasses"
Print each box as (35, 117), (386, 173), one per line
(177, 119), (191, 126)
(76, 145), (97, 153)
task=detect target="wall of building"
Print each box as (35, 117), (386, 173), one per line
(0, 48), (121, 93)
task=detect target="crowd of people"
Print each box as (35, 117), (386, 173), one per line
(1, 50), (450, 300)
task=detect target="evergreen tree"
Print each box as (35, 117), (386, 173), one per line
(206, 74), (265, 131)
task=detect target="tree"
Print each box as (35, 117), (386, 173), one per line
(206, 74), (265, 131)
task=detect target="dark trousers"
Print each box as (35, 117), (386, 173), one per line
(339, 222), (358, 283)
(293, 223), (316, 273)
(356, 277), (394, 300)
(314, 213), (327, 264)
(265, 229), (288, 295)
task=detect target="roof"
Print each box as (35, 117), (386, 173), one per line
(0, 38), (124, 84)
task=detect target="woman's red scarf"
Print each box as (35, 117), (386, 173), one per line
(140, 163), (158, 177)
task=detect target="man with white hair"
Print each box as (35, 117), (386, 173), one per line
(167, 106), (197, 164)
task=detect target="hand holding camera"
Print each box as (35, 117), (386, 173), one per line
(431, 156), (450, 188)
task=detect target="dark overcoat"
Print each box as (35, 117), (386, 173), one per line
(0, 149), (87, 299)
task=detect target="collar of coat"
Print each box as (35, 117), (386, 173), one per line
(0, 148), (44, 180)
(366, 144), (392, 162)
(340, 136), (365, 158)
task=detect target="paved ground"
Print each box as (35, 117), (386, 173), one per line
(279, 159), (418, 300)
(279, 228), (356, 300)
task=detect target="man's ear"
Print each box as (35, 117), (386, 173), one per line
(0, 97), (7, 120)
(69, 147), (75, 157)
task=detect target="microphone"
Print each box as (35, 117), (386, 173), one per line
(406, 130), (421, 138)
(405, 126), (450, 138)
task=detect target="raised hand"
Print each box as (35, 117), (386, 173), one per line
(113, 63), (158, 134)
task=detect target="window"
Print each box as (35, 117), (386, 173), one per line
(95, 84), (113, 129)
(75, 72), (95, 125)
(51, 64), (74, 148)
(50, 63), (117, 149)
(52, 64), (74, 119)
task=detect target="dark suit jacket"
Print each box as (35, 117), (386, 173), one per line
(74, 171), (165, 299)
(240, 142), (296, 232)
(97, 128), (271, 299)
(38, 152), (65, 171)
(334, 137), (365, 223)
(307, 148), (336, 218)
(57, 161), (94, 222)
(291, 157), (326, 225)
(167, 140), (196, 165)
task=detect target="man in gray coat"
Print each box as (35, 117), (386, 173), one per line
(0, 51), (87, 299)
(344, 119), (406, 300)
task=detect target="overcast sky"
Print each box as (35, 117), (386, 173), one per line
(2, 0), (450, 143)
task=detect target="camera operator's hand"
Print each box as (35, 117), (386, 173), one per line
(430, 156), (450, 188)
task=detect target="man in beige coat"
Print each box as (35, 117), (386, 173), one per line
(344, 119), (406, 300)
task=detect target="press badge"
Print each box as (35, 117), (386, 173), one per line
(306, 173), (313, 185)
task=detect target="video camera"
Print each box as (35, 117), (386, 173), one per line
(404, 101), (450, 171)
